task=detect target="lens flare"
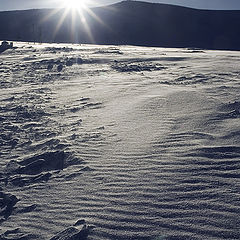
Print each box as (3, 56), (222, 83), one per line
(41, 0), (111, 44)
(62, 0), (87, 9)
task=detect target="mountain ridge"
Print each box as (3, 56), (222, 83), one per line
(1, 1), (240, 50)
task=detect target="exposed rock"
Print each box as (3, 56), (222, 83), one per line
(48, 63), (54, 70)
(15, 204), (37, 214)
(76, 58), (83, 64)
(0, 190), (37, 223)
(7, 151), (65, 176)
(4, 151), (68, 186)
(66, 58), (74, 66)
(57, 64), (63, 72)
(49, 221), (94, 240)
(17, 159), (46, 175)
(22, 151), (65, 170)
(0, 41), (13, 54)
(0, 192), (19, 220)
(5, 161), (20, 174)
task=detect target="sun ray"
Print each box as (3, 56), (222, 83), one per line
(69, 1), (97, 44)
(53, 8), (70, 40)
(79, 12), (95, 43)
(73, 7), (95, 44)
(84, 6), (112, 31)
(70, 8), (77, 42)
(39, 0), (114, 44)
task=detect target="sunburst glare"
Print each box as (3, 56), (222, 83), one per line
(61, 0), (87, 9)
(41, 0), (111, 44)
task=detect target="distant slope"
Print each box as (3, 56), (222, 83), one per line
(1, 1), (240, 50)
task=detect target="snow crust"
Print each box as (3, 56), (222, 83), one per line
(0, 42), (240, 240)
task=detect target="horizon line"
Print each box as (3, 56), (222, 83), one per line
(1, 0), (240, 12)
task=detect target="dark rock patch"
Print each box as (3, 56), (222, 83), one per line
(0, 41), (14, 54)
(7, 151), (65, 176)
(48, 63), (54, 71)
(65, 58), (75, 66)
(76, 58), (83, 64)
(0, 192), (19, 220)
(57, 64), (63, 72)
(49, 221), (94, 240)
(3, 151), (85, 186)
(211, 101), (240, 121)
(15, 204), (37, 214)
(219, 101), (240, 114)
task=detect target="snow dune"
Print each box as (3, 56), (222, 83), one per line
(0, 42), (240, 240)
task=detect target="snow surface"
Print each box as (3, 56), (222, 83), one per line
(0, 42), (240, 240)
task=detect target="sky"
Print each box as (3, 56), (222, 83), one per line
(1, 0), (240, 11)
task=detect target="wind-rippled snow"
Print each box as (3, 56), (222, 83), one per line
(0, 42), (240, 240)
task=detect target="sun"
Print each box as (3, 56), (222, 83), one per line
(62, 0), (87, 9)
(42, 0), (105, 44)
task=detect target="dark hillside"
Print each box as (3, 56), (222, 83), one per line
(1, 1), (240, 50)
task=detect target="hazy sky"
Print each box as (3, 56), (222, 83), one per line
(1, 0), (240, 11)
